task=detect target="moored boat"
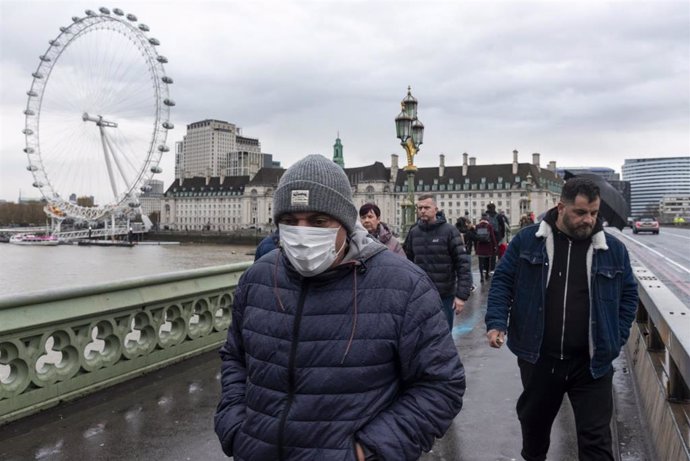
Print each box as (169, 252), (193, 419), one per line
(9, 234), (59, 246)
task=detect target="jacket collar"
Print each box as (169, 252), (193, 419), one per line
(535, 218), (608, 251)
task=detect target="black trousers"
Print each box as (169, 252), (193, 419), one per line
(516, 356), (614, 461)
(478, 256), (491, 279)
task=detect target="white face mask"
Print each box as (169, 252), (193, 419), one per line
(279, 224), (345, 277)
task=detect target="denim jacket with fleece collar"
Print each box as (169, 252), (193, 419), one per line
(485, 219), (638, 378)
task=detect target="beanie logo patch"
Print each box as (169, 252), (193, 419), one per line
(290, 190), (310, 206)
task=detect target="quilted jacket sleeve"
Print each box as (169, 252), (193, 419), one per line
(214, 279), (248, 456)
(355, 277), (466, 461)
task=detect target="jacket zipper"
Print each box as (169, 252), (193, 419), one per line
(560, 239), (572, 360)
(277, 281), (310, 461)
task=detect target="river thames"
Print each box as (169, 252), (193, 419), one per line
(0, 243), (256, 297)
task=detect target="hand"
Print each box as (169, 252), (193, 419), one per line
(487, 329), (505, 348)
(453, 297), (465, 314)
(355, 442), (366, 461)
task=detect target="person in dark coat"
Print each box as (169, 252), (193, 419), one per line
(215, 155), (465, 461)
(403, 194), (473, 331)
(455, 214), (470, 252)
(253, 229), (279, 261)
(474, 214), (497, 283)
(486, 177), (638, 461)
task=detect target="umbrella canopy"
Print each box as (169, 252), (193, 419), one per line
(563, 171), (629, 230)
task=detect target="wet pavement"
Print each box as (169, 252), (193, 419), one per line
(0, 266), (649, 460)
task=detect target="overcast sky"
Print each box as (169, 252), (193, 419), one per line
(1, 0), (688, 203)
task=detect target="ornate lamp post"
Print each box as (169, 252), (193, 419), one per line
(395, 86), (424, 236)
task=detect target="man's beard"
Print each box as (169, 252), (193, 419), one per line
(562, 214), (593, 239)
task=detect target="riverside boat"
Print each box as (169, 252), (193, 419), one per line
(9, 234), (59, 246)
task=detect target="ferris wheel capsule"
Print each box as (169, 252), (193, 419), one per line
(99, 7), (111, 15)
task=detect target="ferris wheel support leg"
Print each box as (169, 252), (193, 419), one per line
(102, 131), (132, 194)
(99, 125), (119, 199)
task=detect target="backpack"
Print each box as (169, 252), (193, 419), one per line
(476, 226), (491, 243)
(487, 214), (499, 235)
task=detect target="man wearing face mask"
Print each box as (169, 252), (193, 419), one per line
(215, 155), (465, 461)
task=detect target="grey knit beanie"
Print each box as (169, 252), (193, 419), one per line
(273, 155), (357, 234)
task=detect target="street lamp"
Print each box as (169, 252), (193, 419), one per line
(395, 86), (424, 236)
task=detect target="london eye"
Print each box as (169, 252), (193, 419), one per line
(23, 6), (175, 222)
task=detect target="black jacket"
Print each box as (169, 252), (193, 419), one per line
(404, 212), (473, 300)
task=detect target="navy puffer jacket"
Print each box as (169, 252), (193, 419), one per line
(215, 227), (465, 461)
(403, 213), (473, 300)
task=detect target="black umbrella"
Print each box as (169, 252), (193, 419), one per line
(563, 171), (629, 230)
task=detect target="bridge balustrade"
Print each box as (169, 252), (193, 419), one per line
(0, 262), (251, 425)
(626, 260), (690, 460)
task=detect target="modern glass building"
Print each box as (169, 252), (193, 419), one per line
(622, 157), (690, 216)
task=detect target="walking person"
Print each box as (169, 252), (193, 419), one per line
(215, 155), (465, 461)
(475, 214), (497, 283)
(403, 194), (473, 331)
(484, 203), (501, 273)
(254, 228), (279, 261)
(498, 210), (510, 242)
(485, 177), (638, 461)
(455, 214), (470, 252)
(359, 202), (406, 256)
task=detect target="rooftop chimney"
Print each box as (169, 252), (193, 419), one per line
(390, 154), (399, 182)
(512, 149), (519, 175)
(532, 153), (541, 172)
(462, 152), (469, 176)
(547, 160), (557, 171)
(439, 154), (445, 177)
(469, 157), (476, 166)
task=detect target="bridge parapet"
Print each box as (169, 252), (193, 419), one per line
(627, 259), (690, 460)
(0, 261), (251, 425)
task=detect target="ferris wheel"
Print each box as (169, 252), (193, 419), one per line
(23, 6), (174, 221)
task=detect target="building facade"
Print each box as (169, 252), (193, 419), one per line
(139, 179), (164, 218)
(622, 157), (690, 216)
(160, 150), (563, 233)
(176, 119), (264, 179)
(659, 196), (690, 222)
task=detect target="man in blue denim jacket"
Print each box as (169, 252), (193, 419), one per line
(485, 177), (638, 461)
